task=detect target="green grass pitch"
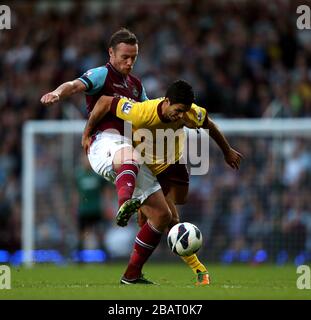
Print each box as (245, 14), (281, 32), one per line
(0, 263), (310, 300)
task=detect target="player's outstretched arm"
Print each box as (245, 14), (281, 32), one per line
(207, 118), (243, 170)
(40, 79), (86, 106)
(81, 96), (114, 154)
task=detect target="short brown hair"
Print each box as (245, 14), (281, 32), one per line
(109, 28), (138, 49)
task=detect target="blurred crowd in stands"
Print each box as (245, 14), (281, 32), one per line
(183, 137), (311, 262)
(1, 0), (311, 262)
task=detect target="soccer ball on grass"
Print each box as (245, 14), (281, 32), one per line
(167, 222), (203, 256)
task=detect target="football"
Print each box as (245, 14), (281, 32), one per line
(167, 222), (203, 256)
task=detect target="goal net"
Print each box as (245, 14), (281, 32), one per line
(22, 119), (311, 266)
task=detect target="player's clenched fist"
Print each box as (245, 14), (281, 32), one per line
(40, 92), (60, 105)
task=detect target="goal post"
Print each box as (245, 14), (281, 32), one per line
(22, 119), (311, 267)
(22, 120), (85, 267)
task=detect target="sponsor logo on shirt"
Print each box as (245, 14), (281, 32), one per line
(121, 102), (133, 114)
(113, 83), (126, 88)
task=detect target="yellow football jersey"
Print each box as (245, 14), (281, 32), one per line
(110, 97), (208, 175)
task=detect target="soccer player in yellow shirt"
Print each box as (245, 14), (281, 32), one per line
(82, 80), (243, 285)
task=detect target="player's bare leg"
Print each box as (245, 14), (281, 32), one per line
(137, 179), (188, 226)
(121, 189), (172, 284)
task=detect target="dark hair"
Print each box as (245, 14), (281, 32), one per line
(109, 28), (138, 49)
(165, 80), (195, 107)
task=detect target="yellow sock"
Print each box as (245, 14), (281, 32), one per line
(181, 254), (207, 275)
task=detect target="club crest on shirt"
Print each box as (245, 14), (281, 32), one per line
(132, 87), (139, 97)
(121, 102), (133, 114)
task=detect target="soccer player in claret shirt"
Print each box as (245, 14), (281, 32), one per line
(82, 80), (243, 285)
(41, 28), (148, 221)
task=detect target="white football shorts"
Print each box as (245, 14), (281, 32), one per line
(88, 131), (161, 204)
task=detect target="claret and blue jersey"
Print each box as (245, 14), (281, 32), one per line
(78, 62), (148, 135)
